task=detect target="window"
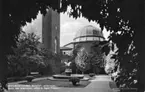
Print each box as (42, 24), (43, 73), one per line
(55, 26), (58, 30)
(79, 37), (82, 41)
(100, 38), (104, 41)
(87, 37), (93, 41)
(81, 37), (87, 41)
(75, 38), (80, 42)
(93, 37), (99, 41)
(54, 38), (57, 53)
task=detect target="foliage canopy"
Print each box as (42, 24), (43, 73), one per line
(0, 0), (144, 91)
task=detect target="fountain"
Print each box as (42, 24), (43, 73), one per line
(49, 61), (87, 81)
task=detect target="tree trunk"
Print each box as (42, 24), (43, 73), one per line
(137, 3), (144, 92)
(138, 32), (145, 92)
(133, 11), (145, 92)
(124, 1), (145, 91)
(0, 0), (7, 85)
(135, 28), (145, 92)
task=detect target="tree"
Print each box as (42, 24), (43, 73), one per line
(68, 44), (82, 73)
(0, 0), (144, 91)
(59, 0), (144, 91)
(74, 46), (89, 73)
(0, 1), (60, 90)
(88, 43), (106, 74)
(7, 32), (46, 77)
(39, 47), (61, 74)
(70, 43), (107, 74)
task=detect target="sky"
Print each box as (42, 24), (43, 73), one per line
(23, 12), (110, 47)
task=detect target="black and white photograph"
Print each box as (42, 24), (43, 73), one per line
(0, 0), (144, 92)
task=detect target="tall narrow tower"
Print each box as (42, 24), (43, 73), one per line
(42, 8), (60, 54)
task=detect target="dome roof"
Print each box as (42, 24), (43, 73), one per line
(74, 25), (105, 42)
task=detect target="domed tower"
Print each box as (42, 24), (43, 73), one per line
(73, 25), (105, 53)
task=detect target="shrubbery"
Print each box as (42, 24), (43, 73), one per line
(7, 32), (61, 77)
(69, 77), (80, 85)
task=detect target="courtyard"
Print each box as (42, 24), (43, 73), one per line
(8, 75), (118, 92)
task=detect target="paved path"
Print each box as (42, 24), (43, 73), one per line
(47, 75), (118, 92)
(86, 75), (112, 88)
(84, 75), (118, 92)
(8, 75), (119, 92)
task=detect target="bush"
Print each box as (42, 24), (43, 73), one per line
(25, 76), (34, 82)
(89, 73), (95, 77)
(69, 77), (80, 86)
(70, 61), (77, 74)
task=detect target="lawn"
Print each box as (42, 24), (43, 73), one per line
(19, 79), (91, 88)
(8, 74), (94, 92)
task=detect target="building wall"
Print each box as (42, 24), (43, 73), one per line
(42, 9), (60, 54)
(75, 41), (99, 54)
(51, 9), (60, 54)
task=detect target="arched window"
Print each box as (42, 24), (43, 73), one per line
(54, 37), (57, 53)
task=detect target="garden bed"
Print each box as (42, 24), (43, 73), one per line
(7, 74), (48, 83)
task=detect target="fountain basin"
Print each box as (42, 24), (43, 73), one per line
(65, 69), (72, 76)
(53, 74), (84, 79)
